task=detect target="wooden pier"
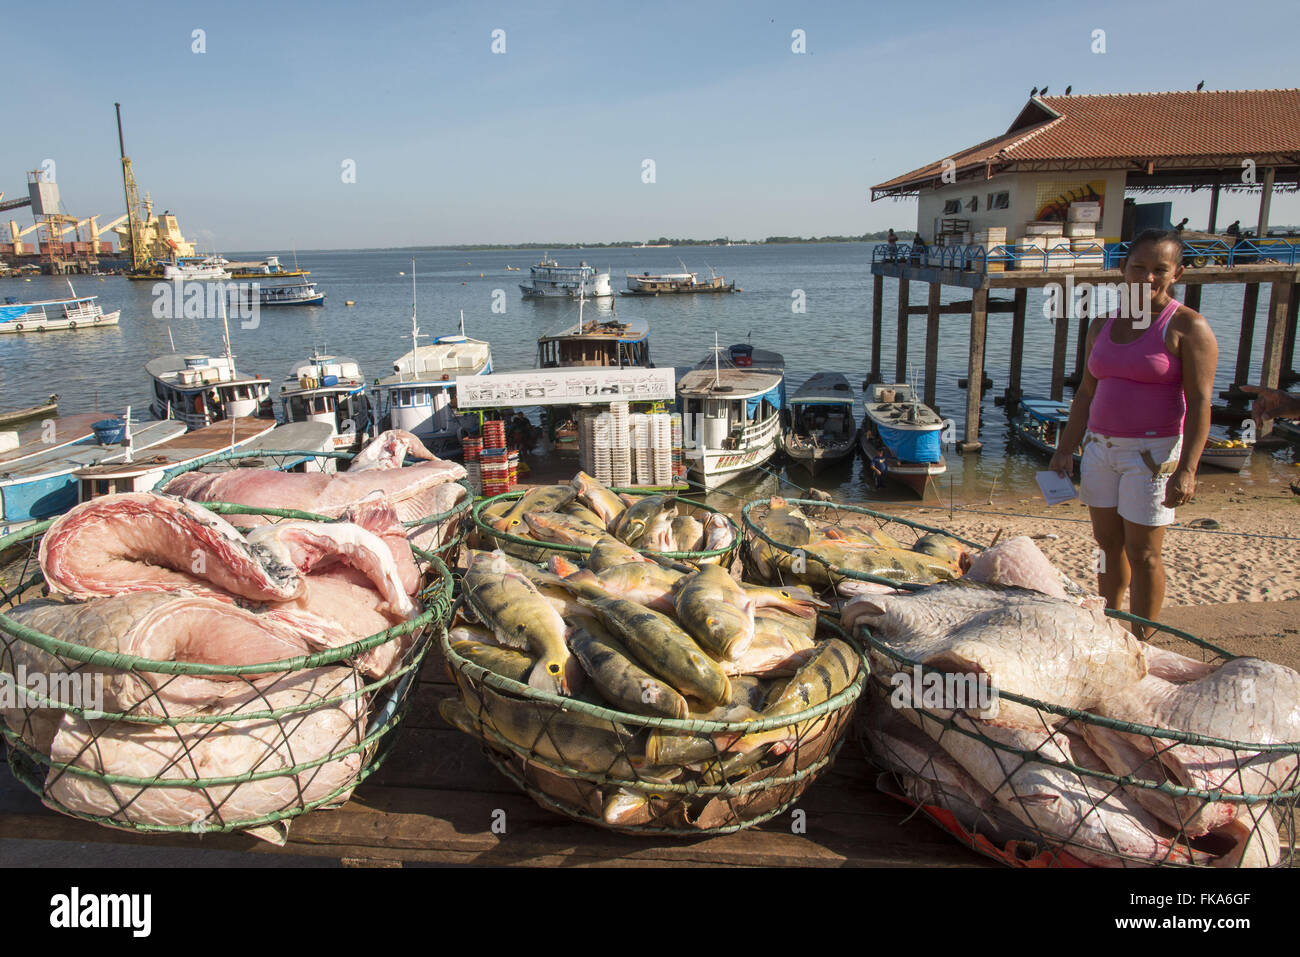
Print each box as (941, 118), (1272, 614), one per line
(870, 260), (1300, 452)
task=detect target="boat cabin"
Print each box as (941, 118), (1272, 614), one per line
(376, 335), (493, 447)
(537, 318), (651, 368)
(278, 355), (371, 449)
(147, 354), (272, 430)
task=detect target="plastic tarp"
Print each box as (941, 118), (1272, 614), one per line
(745, 383), (786, 419)
(878, 423), (941, 463)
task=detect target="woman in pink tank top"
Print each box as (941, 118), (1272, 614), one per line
(1050, 229), (1219, 637)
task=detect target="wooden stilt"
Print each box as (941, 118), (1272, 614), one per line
(1225, 283), (1260, 400)
(1207, 184), (1221, 234)
(1281, 281), (1299, 385)
(924, 283), (940, 407)
(870, 274), (883, 384)
(1050, 289), (1069, 401)
(1261, 280), (1291, 389)
(1183, 283), (1202, 313)
(1006, 287), (1026, 406)
(961, 286), (988, 452)
(895, 279), (910, 383)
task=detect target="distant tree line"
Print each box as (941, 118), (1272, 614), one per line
(401, 231), (916, 251)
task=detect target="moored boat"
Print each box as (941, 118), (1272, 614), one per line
(623, 266), (736, 296)
(1198, 435), (1253, 472)
(73, 417), (277, 502)
(277, 353), (373, 452)
(859, 383), (946, 497)
(520, 255), (612, 299)
(1, 416), (187, 535)
(678, 341), (785, 490)
(161, 256), (231, 281)
(0, 289), (120, 334)
(782, 372), (858, 476)
(146, 353), (273, 429)
(0, 395), (58, 430)
(1010, 396), (1080, 467)
(537, 314), (651, 368)
(233, 279), (325, 307)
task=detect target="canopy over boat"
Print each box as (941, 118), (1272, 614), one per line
(791, 372), (854, 406)
(1019, 397), (1072, 423)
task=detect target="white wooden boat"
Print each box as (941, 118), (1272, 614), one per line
(782, 372), (857, 475)
(0, 287), (120, 334)
(146, 353), (273, 429)
(678, 341), (785, 490)
(860, 383), (946, 497)
(519, 255), (612, 299)
(278, 353), (372, 452)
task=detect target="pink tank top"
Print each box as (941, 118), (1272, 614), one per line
(1087, 298), (1185, 438)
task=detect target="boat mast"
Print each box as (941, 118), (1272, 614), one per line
(459, 309), (466, 338)
(713, 330), (721, 389)
(220, 294), (234, 375)
(407, 259), (418, 383)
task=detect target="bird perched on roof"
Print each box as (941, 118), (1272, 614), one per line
(1030, 87), (1038, 96)
(1064, 85), (1072, 95)
(1040, 85), (1049, 95)
(1196, 80), (1205, 91)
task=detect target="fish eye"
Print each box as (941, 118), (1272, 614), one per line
(549, 663), (560, 674)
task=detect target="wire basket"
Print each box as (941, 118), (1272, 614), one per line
(0, 505), (454, 843)
(472, 489), (740, 568)
(855, 611), (1300, 868)
(152, 446), (475, 562)
(441, 598), (867, 835)
(741, 497), (984, 595)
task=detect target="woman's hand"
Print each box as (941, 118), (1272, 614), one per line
(1048, 449), (1075, 478)
(1163, 467), (1196, 508)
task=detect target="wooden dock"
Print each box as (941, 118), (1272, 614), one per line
(0, 643), (984, 867)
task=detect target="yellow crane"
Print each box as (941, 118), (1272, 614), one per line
(115, 102), (149, 272)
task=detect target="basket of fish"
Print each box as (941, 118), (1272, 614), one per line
(742, 496), (986, 597)
(847, 535), (1300, 868)
(155, 429), (474, 562)
(0, 488), (454, 844)
(472, 470), (739, 567)
(439, 547), (867, 833)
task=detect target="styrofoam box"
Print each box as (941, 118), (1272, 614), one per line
(1065, 222), (1096, 237)
(1025, 221), (1065, 236)
(1068, 204), (1101, 223)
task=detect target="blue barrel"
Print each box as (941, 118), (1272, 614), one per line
(93, 418), (126, 445)
(321, 374), (339, 387)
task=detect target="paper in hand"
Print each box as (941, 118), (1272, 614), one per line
(1036, 470), (1078, 506)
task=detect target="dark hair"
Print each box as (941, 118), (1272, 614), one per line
(1128, 228), (1183, 261)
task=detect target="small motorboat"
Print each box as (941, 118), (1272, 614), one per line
(782, 372), (858, 476)
(859, 383), (946, 497)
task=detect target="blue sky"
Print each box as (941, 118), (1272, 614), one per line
(5, 0), (1297, 250)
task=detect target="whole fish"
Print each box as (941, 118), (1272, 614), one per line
(674, 564), (756, 661)
(670, 515), (705, 553)
(743, 583), (828, 619)
(561, 500), (608, 530)
(587, 536), (655, 572)
(762, 497), (817, 546)
(612, 495), (677, 546)
(833, 523), (906, 550)
(600, 767), (683, 826)
(463, 550), (580, 695)
(912, 531), (972, 566)
(754, 605), (818, 640)
(727, 639), (860, 753)
(563, 561), (683, 614)
(568, 619), (690, 719)
(642, 679), (767, 766)
(640, 510), (678, 553)
(581, 595), (731, 707)
(701, 512), (736, 553)
(723, 616), (816, 676)
(491, 485), (575, 534)
(450, 638), (536, 684)
(523, 510), (605, 547)
(440, 691), (640, 777)
(571, 471), (626, 527)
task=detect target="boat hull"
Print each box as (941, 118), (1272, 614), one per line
(859, 428), (945, 497)
(686, 435), (780, 490)
(0, 310), (120, 334)
(782, 430), (857, 477)
(1198, 447), (1252, 472)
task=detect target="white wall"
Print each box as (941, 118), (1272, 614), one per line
(913, 168), (1128, 243)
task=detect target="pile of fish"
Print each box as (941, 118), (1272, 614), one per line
(479, 471), (735, 560)
(0, 430), (460, 841)
(165, 429), (470, 553)
(846, 536), (1298, 868)
(440, 543), (863, 829)
(747, 496), (975, 591)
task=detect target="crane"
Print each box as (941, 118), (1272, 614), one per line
(115, 103), (149, 272)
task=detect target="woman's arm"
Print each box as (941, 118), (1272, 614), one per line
(1164, 311), (1218, 508)
(1049, 315), (1106, 476)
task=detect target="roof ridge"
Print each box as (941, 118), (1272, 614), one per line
(1000, 115), (1062, 157)
(1042, 88), (1300, 100)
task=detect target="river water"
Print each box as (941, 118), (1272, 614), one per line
(1, 242), (1294, 507)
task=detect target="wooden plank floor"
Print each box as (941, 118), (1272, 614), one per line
(0, 645), (986, 867)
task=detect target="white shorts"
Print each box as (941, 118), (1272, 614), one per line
(1078, 431), (1182, 527)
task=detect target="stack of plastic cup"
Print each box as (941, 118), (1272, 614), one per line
(652, 413), (673, 485)
(630, 413), (651, 485)
(610, 402), (631, 486)
(592, 412), (613, 486)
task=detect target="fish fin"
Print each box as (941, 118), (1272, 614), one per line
(549, 555), (581, 577)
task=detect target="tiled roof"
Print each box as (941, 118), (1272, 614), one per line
(872, 89), (1300, 196)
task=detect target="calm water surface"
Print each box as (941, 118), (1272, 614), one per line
(1, 243), (1293, 507)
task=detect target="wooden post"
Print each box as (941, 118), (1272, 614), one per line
(1183, 283), (1202, 313)
(1070, 293), (1089, 386)
(1260, 280), (1291, 391)
(1207, 183), (1221, 234)
(1257, 167), (1276, 239)
(961, 286), (988, 453)
(1281, 280), (1299, 385)
(895, 279), (910, 383)
(870, 274), (883, 383)
(1005, 287), (1027, 406)
(1227, 283), (1260, 397)
(924, 283), (940, 407)
(1050, 288), (1069, 401)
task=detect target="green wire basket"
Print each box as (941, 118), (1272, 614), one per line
(441, 595), (867, 835)
(855, 612), (1300, 868)
(472, 488), (740, 567)
(741, 497), (987, 594)
(0, 504), (454, 843)
(150, 446), (475, 561)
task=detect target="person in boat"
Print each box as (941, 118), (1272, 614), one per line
(1242, 384), (1300, 423)
(1050, 228), (1218, 637)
